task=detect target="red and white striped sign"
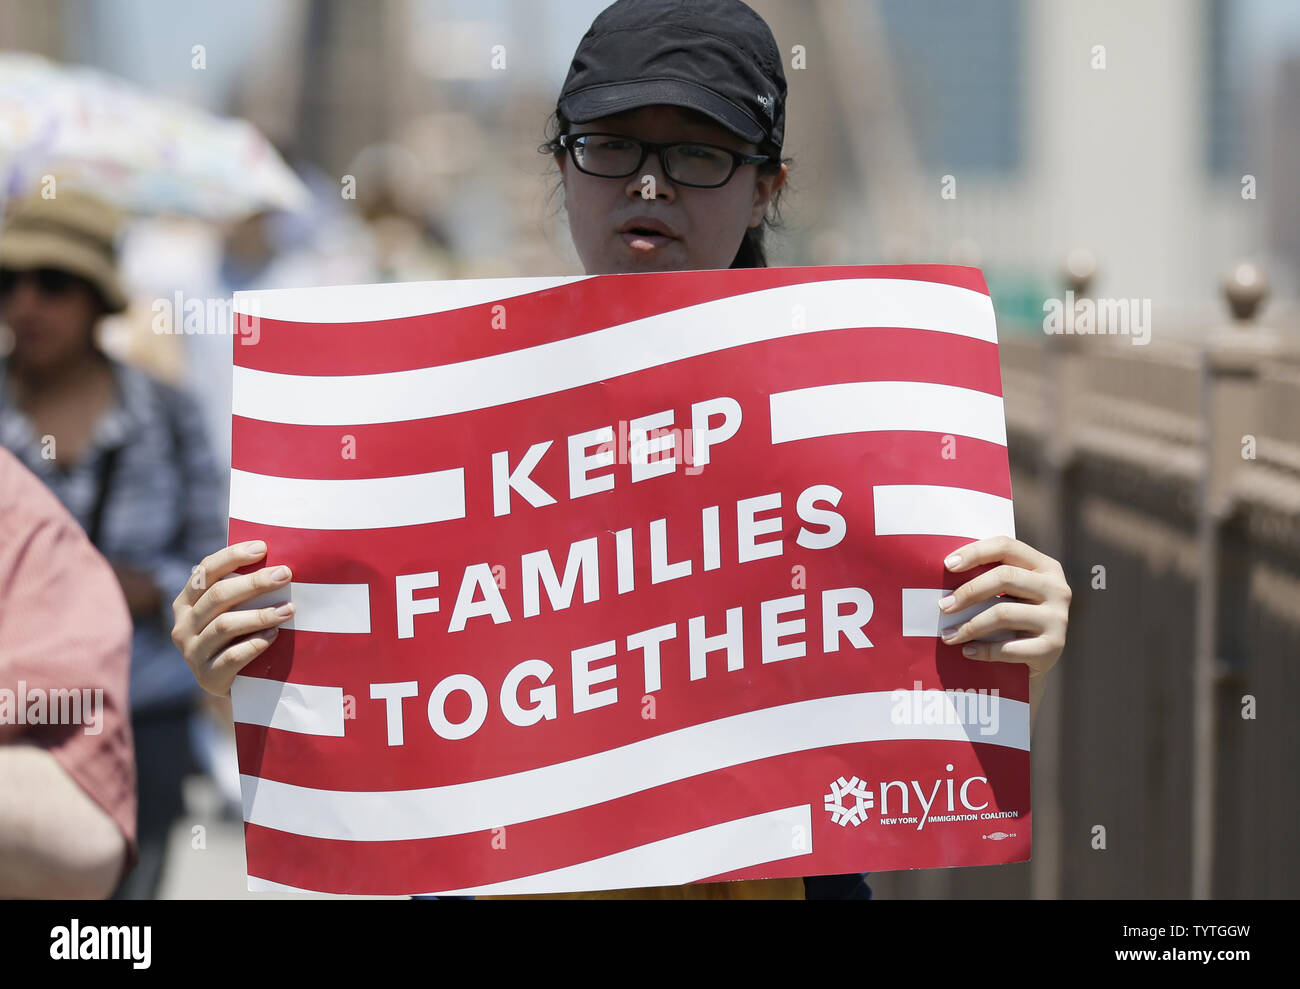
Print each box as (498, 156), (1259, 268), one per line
(228, 264), (1030, 895)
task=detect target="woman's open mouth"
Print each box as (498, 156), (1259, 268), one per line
(619, 222), (679, 252)
(621, 229), (676, 251)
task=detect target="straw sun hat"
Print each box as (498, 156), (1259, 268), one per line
(1, 188), (129, 314)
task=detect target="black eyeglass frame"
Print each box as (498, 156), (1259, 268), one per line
(558, 131), (771, 188)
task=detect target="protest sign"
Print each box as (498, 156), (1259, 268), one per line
(228, 264), (1030, 895)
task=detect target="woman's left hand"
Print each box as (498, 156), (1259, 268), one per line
(936, 535), (1072, 681)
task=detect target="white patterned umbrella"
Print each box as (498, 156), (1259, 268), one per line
(0, 52), (310, 219)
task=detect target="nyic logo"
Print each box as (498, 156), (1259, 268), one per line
(824, 775), (872, 826)
(823, 765), (1006, 831)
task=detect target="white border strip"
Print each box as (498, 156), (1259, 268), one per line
(770, 381), (1006, 446)
(901, 588), (1016, 642)
(232, 676), (345, 737)
(247, 804), (812, 896)
(873, 484), (1015, 540)
(230, 580), (372, 634)
(423, 804), (812, 896)
(229, 467), (466, 530)
(239, 690), (1028, 841)
(232, 279), (996, 425)
(234, 275), (592, 324)
(247, 875), (319, 894)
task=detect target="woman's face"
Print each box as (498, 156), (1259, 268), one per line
(1, 269), (102, 374)
(558, 104), (787, 275)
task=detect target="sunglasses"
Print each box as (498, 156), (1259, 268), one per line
(0, 267), (83, 299)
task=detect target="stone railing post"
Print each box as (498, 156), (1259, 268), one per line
(1032, 248), (1094, 899)
(1191, 261), (1276, 898)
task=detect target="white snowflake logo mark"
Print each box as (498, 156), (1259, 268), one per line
(824, 775), (873, 827)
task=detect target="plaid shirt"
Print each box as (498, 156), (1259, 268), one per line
(0, 354), (228, 711)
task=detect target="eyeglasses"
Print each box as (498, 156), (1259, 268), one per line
(558, 132), (769, 188)
(0, 267), (80, 299)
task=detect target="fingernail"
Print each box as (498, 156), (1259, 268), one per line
(265, 627), (279, 640)
(941, 626), (959, 641)
(962, 645), (976, 657)
(938, 594), (955, 612)
(275, 603), (295, 618)
(272, 566), (291, 581)
(944, 554), (962, 569)
(246, 541), (267, 554)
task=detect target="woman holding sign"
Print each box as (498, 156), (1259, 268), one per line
(171, 0), (1072, 899)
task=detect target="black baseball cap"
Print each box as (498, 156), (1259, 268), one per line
(558, 0), (787, 158)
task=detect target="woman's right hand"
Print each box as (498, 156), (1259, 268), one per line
(171, 540), (296, 696)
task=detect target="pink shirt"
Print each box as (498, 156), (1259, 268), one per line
(0, 446), (138, 875)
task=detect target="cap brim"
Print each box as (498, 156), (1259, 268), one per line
(560, 78), (767, 144)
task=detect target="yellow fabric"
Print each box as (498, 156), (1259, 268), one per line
(481, 878), (805, 900)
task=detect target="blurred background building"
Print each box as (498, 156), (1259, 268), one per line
(1, 0), (1297, 899)
(4, 0), (1298, 321)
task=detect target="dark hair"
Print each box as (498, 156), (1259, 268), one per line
(539, 109), (792, 270)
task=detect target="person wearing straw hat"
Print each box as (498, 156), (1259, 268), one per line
(169, 0), (1072, 900)
(0, 187), (229, 899)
